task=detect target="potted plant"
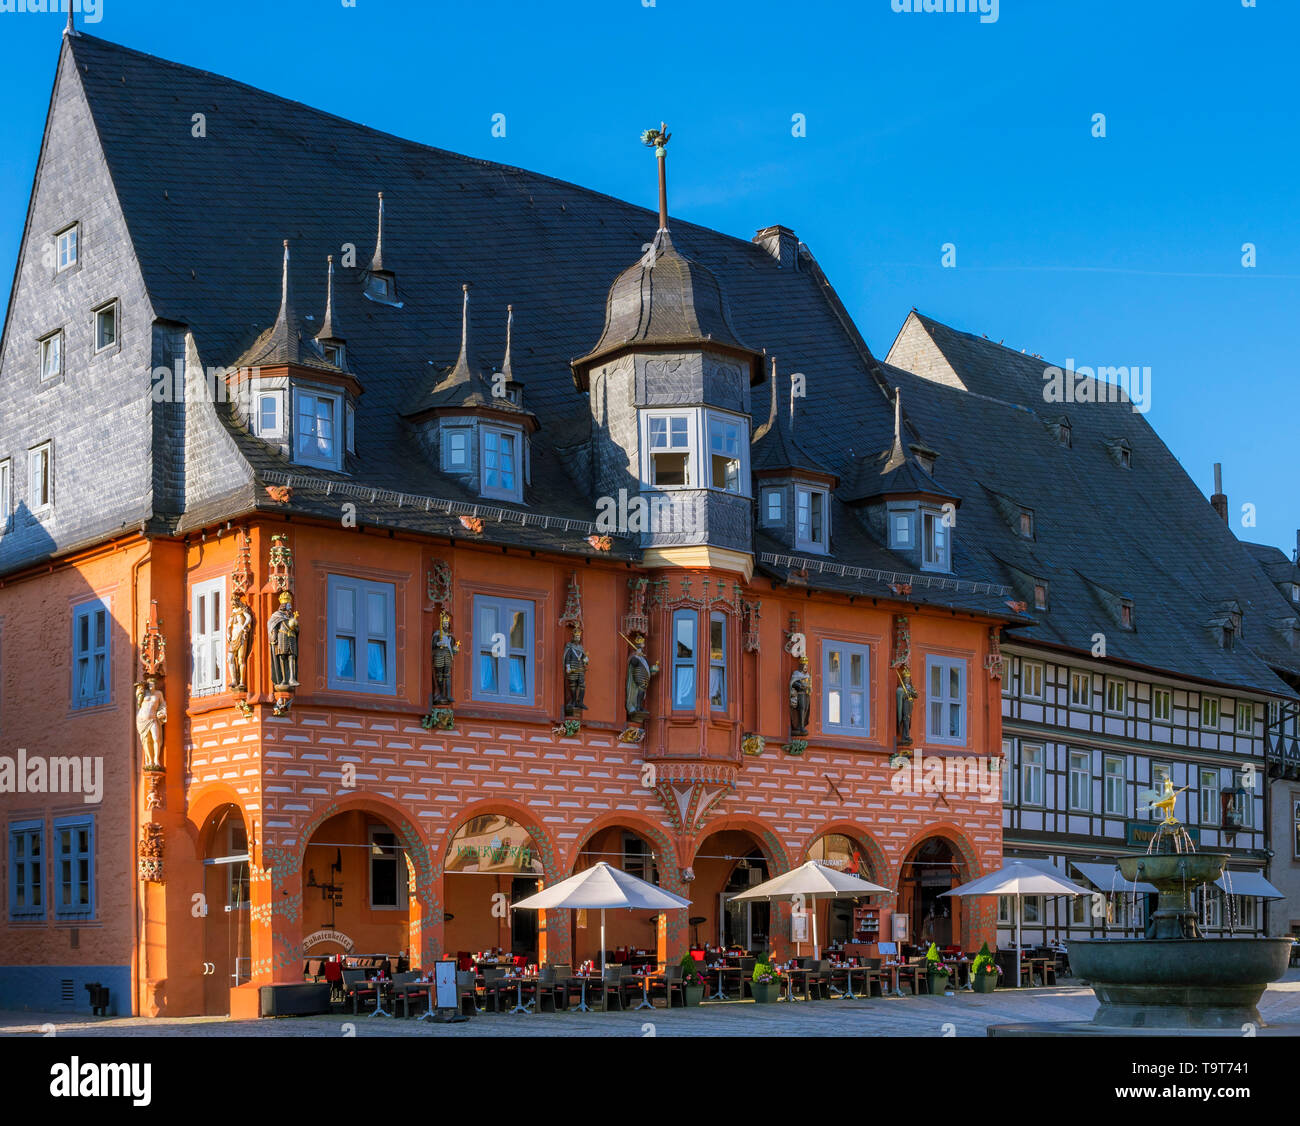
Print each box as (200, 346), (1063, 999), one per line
(925, 942), (953, 995)
(679, 954), (706, 1006)
(751, 959), (781, 1004)
(970, 942), (1000, 993)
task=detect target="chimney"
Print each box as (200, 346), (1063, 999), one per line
(1210, 462), (1228, 524)
(753, 226), (799, 270)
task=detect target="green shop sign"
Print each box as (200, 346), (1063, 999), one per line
(1124, 821), (1199, 848)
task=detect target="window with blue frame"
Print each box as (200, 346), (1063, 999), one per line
(472, 595), (534, 704)
(53, 816), (94, 919)
(671, 609), (697, 710)
(8, 820), (44, 919)
(926, 655), (967, 745)
(823, 640), (870, 735)
(327, 576), (396, 695)
(72, 599), (110, 708)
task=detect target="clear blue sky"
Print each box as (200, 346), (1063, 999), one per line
(2, 0), (1296, 556)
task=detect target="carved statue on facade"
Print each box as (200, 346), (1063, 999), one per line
(788, 656), (811, 737)
(267, 593), (300, 689)
(431, 610), (459, 705)
(563, 627), (589, 716)
(896, 667), (918, 746)
(135, 677), (168, 772)
(624, 632), (658, 722)
(227, 591), (254, 691)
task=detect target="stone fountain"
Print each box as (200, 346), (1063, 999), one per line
(1067, 781), (1292, 1029)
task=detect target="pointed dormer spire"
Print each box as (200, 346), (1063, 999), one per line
(788, 365), (797, 434)
(277, 239), (294, 326)
(641, 123), (672, 232)
(453, 283), (472, 373)
(66, 3), (74, 34)
(317, 255), (342, 342)
(501, 304), (514, 380)
(371, 192), (386, 271)
(883, 387), (907, 473)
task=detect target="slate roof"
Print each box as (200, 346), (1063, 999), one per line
(232, 241), (343, 375)
(884, 314), (1300, 697)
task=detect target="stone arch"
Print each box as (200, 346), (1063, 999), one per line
(692, 813), (790, 875)
(896, 821), (982, 951)
(798, 818), (893, 889)
(188, 783), (253, 859)
(566, 811), (682, 885)
(897, 821), (981, 885)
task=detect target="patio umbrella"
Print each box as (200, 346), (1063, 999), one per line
(728, 860), (892, 960)
(942, 861), (1090, 987)
(510, 861), (691, 974)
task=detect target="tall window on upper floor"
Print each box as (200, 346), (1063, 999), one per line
(191, 577), (226, 694)
(706, 412), (747, 493)
(1069, 670), (1092, 709)
(72, 599), (110, 708)
(1001, 739), (1014, 803)
(1068, 751), (1091, 811)
(56, 223), (78, 271)
(1021, 744), (1044, 806)
(921, 506), (950, 571)
(1152, 688), (1171, 722)
(8, 820), (44, 920)
(671, 609), (697, 710)
(0, 459), (10, 532)
(762, 487), (783, 526)
(93, 301), (119, 353)
(472, 595), (534, 705)
(481, 426), (522, 502)
(1105, 678), (1127, 715)
(708, 613), (727, 710)
(823, 640), (869, 735)
(1235, 702), (1253, 734)
(294, 387), (342, 469)
(926, 655), (966, 745)
(1022, 660), (1044, 700)
(645, 412), (693, 488)
(53, 815), (94, 920)
(39, 330), (62, 381)
(795, 486), (829, 554)
(328, 576), (396, 695)
(28, 442), (53, 513)
(1104, 755), (1125, 815)
(1199, 769), (1219, 826)
(1200, 696), (1221, 730)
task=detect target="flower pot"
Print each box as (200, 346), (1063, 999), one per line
(973, 972), (998, 993)
(926, 970), (951, 995)
(682, 984), (705, 1006)
(751, 981), (779, 1004)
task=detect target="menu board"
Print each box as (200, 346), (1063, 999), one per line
(435, 960), (457, 1010)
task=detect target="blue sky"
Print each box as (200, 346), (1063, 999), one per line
(1, 0), (1296, 556)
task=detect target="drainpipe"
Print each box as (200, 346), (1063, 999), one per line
(130, 539), (151, 1015)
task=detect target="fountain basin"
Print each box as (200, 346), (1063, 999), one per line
(1068, 937), (1294, 1028)
(1117, 851), (1227, 886)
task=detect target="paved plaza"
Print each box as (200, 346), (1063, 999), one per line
(3, 973), (1298, 1038)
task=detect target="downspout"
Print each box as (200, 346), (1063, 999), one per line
(130, 537), (151, 1015)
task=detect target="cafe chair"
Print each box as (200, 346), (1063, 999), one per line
(481, 966), (511, 1013)
(533, 965), (562, 1013)
(599, 965), (627, 1011)
(549, 963), (576, 1010)
(648, 963), (682, 1007)
(457, 970), (484, 1015)
(391, 971), (423, 1018)
(341, 968), (377, 1014)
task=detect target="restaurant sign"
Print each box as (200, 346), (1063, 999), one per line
(1124, 821), (1199, 848)
(302, 929), (356, 954)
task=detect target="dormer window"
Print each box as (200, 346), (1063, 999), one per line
(254, 391), (283, 438)
(1119, 446), (1131, 468)
(481, 425), (522, 502)
(1059, 423), (1071, 447)
(795, 486), (828, 553)
(762, 487), (783, 525)
(322, 342), (345, 367)
(1222, 624), (1235, 651)
(367, 273), (392, 300)
(443, 426), (471, 472)
(1120, 598), (1134, 629)
(346, 403), (356, 456)
(293, 387), (342, 469)
(1019, 510), (1034, 538)
(1033, 581), (1048, 610)
(1107, 437), (1132, 468)
(707, 412), (745, 493)
(921, 506), (950, 571)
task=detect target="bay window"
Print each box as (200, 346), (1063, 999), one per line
(707, 413), (744, 492)
(645, 412), (693, 488)
(294, 387), (341, 469)
(482, 425), (522, 501)
(795, 486), (828, 553)
(671, 609), (697, 710)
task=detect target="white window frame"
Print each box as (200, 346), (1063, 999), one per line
(641, 409), (697, 490)
(1149, 762), (1171, 821)
(1068, 750), (1091, 811)
(1022, 896), (1043, 924)
(1001, 738), (1014, 804)
(1022, 660), (1044, 700)
(293, 386), (343, 470)
(1201, 696), (1221, 730)
(0, 459), (10, 532)
(1293, 800), (1299, 860)
(1236, 771), (1255, 828)
(92, 300), (119, 353)
(56, 223), (78, 272)
(191, 577), (226, 695)
(345, 401), (356, 455)
(762, 487), (783, 526)
(253, 391), (283, 439)
(708, 611), (727, 711)
(71, 598), (111, 709)
(1069, 670), (1093, 709)
(471, 594), (535, 705)
(1105, 677), (1127, 715)
(1021, 744), (1044, 806)
(997, 896), (1014, 925)
(920, 506), (951, 571)
(442, 426), (471, 472)
(39, 330), (63, 381)
(1104, 755), (1125, 816)
(28, 441), (53, 513)
(888, 505), (915, 551)
(1235, 701), (1253, 734)
(480, 424), (523, 502)
(1200, 769), (1219, 826)
(1152, 688), (1171, 722)
(795, 485), (829, 554)
(822, 639), (870, 736)
(925, 655), (967, 746)
(327, 575), (397, 695)
(704, 409), (749, 495)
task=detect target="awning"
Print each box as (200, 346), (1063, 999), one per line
(1071, 861), (1158, 896)
(1215, 871), (1285, 899)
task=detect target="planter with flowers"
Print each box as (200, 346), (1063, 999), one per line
(679, 955), (706, 1006)
(971, 942), (1000, 993)
(751, 960), (781, 1004)
(925, 942), (954, 996)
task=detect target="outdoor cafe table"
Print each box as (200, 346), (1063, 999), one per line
(390, 979), (432, 1018)
(630, 972), (656, 1011)
(706, 963), (743, 1001)
(829, 962), (867, 999)
(368, 979), (394, 1018)
(502, 975), (536, 1014)
(566, 973), (597, 1012)
(779, 967), (813, 1002)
